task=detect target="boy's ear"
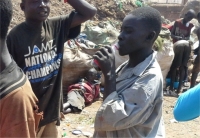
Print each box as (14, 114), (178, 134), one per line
(20, 3), (25, 11)
(146, 31), (156, 41)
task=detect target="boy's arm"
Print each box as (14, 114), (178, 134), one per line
(67, 0), (97, 28)
(93, 46), (116, 101)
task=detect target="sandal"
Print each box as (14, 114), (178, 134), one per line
(164, 90), (179, 98)
(164, 90), (170, 96)
(183, 82), (190, 87)
(169, 90), (179, 98)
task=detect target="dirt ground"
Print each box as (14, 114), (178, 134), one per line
(11, 0), (200, 138)
(60, 94), (200, 138)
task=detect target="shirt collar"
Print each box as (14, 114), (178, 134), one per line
(116, 51), (157, 79)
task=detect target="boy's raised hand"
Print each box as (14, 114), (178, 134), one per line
(67, 0), (97, 28)
(93, 46), (115, 78)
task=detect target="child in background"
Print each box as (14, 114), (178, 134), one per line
(63, 68), (102, 114)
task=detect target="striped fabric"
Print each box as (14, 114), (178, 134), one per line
(0, 61), (27, 99)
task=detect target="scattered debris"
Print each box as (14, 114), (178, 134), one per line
(170, 119), (178, 123)
(72, 130), (82, 135)
(82, 131), (93, 137)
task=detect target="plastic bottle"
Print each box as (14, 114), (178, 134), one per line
(91, 59), (101, 71)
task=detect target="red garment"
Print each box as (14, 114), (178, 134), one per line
(162, 24), (173, 31)
(172, 19), (194, 43)
(68, 81), (100, 105)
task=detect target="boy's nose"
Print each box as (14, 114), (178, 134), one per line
(118, 33), (123, 41)
(39, 1), (47, 7)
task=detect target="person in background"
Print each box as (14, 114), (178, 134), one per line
(171, 9), (195, 43)
(93, 7), (165, 138)
(7, 0), (97, 137)
(0, 0), (42, 137)
(190, 12), (200, 88)
(174, 84), (200, 121)
(63, 68), (101, 114)
(165, 40), (191, 96)
(166, 9), (195, 95)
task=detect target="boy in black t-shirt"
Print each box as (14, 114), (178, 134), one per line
(7, 0), (97, 137)
(0, 0), (42, 137)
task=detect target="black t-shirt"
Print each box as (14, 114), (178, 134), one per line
(7, 11), (80, 127)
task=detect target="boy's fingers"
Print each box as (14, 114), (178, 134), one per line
(100, 47), (109, 57)
(94, 51), (104, 59)
(104, 45), (113, 54)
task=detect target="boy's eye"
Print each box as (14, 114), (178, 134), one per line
(124, 28), (133, 33)
(120, 27), (133, 33)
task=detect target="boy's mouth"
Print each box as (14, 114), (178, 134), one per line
(39, 11), (48, 16)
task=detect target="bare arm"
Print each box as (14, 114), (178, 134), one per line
(93, 46), (116, 100)
(67, 0), (97, 28)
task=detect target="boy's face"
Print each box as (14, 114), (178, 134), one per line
(87, 69), (101, 83)
(118, 14), (149, 56)
(184, 12), (194, 23)
(21, 0), (50, 22)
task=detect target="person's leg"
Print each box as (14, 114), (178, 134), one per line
(190, 71), (198, 88)
(170, 44), (183, 91)
(182, 44), (192, 87)
(183, 67), (189, 85)
(63, 102), (72, 114)
(168, 68), (179, 97)
(37, 122), (61, 138)
(169, 67), (176, 91)
(37, 125), (46, 138)
(63, 102), (70, 109)
(190, 55), (200, 88)
(177, 66), (185, 93)
(63, 108), (72, 114)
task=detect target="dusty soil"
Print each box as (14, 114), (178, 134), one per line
(11, 0), (137, 29)
(11, 0), (200, 138)
(60, 95), (200, 138)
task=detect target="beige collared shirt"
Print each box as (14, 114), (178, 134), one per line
(94, 52), (165, 138)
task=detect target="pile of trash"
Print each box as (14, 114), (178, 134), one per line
(11, 0), (145, 29)
(155, 27), (174, 88)
(62, 19), (176, 90)
(62, 20), (120, 90)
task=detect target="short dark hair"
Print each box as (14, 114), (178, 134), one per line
(129, 6), (161, 37)
(0, 0), (13, 40)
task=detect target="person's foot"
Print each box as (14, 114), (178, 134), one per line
(169, 90), (179, 97)
(63, 102), (70, 109)
(63, 108), (72, 114)
(177, 87), (183, 94)
(164, 90), (179, 98)
(164, 90), (170, 96)
(183, 82), (190, 87)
